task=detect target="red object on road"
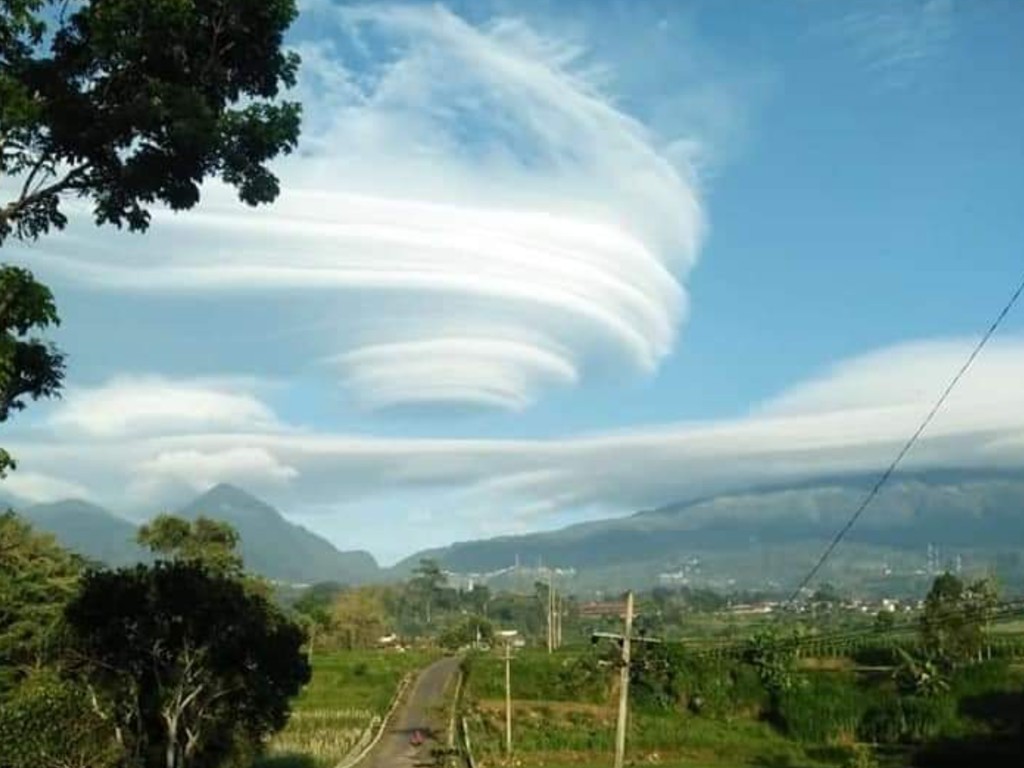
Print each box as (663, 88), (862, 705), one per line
(410, 730), (425, 746)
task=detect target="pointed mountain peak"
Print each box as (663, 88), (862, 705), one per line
(180, 483), (281, 521)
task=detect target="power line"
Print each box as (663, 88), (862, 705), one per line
(787, 274), (1024, 604)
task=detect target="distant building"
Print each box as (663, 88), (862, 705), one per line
(579, 601), (628, 619)
(726, 602), (776, 615)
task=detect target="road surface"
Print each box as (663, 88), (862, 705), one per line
(361, 656), (460, 768)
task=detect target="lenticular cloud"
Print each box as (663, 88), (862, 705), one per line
(30, 4), (704, 411)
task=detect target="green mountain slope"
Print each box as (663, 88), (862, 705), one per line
(392, 470), (1024, 591)
(174, 483), (380, 585)
(20, 499), (147, 567)
(11, 485), (380, 586)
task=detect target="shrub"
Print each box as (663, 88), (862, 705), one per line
(857, 694), (957, 744)
(0, 671), (121, 768)
(776, 673), (866, 743)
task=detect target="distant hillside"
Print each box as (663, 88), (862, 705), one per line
(392, 470), (1024, 592)
(175, 484), (380, 585)
(10, 485), (380, 586)
(20, 499), (148, 567)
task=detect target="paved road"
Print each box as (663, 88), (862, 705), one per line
(361, 656), (460, 768)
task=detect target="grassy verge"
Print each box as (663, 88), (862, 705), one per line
(461, 648), (859, 768)
(257, 649), (436, 768)
(463, 698), (866, 768)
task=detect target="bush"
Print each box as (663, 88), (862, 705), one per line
(857, 694), (958, 744)
(0, 671), (121, 768)
(776, 673), (867, 743)
(680, 657), (766, 718)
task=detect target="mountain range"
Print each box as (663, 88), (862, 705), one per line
(7, 470), (1024, 594)
(9, 484), (381, 586)
(391, 469), (1024, 593)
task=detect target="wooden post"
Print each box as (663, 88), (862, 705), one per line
(504, 639), (513, 757)
(547, 572), (554, 654)
(614, 591), (634, 768)
(557, 593), (565, 651)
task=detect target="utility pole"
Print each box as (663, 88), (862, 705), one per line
(505, 638), (513, 757)
(614, 591), (633, 768)
(497, 629), (518, 758)
(547, 570), (554, 654)
(557, 593), (565, 651)
(591, 591), (660, 768)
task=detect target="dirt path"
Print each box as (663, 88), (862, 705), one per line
(360, 656), (460, 768)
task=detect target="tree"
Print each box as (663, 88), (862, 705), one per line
(438, 614), (492, 651)
(893, 646), (949, 699)
(811, 582), (842, 606)
(743, 626), (798, 701)
(64, 561), (310, 768)
(137, 514), (243, 576)
(1, 0), (303, 457)
(410, 558), (446, 625)
(0, 265), (65, 475)
(0, 0), (301, 244)
(0, 510), (80, 692)
(874, 609), (896, 633)
(965, 575), (999, 661)
(919, 572), (986, 668)
(0, 669), (122, 768)
(293, 582), (345, 660)
(331, 587), (390, 651)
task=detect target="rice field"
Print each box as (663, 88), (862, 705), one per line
(258, 650), (436, 768)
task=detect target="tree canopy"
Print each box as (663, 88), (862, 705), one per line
(410, 558), (447, 625)
(920, 572), (999, 667)
(64, 561), (310, 768)
(0, 510), (80, 691)
(0, 264), (65, 475)
(1, 0), (303, 471)
(0, 0), (302, 243)
(137, 514), (244, 576)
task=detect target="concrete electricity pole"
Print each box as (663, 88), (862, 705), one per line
(559, 593), (565, 648)
(614, 591), (634, 768)
(496, 629), (518, 757)
(505, 639), (513, 756)
(546, 571), (555, 654)
(591, 591), (660, 768)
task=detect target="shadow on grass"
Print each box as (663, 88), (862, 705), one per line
(911, 688), (1024, 767)
(252, 753), (319, 768)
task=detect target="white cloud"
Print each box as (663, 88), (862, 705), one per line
(4, 336), (1024, 558)
(130, 447), (299, 501)
(1, 471), (93, 504)
(17, 3), (703, 413)
(828, 0), (955, 87)
(49, 376), (282, 438)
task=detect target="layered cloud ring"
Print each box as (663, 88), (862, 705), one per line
(26, 4), (702, 411)
(5, 338), (1024, 547)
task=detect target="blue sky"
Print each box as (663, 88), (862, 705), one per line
(4, 0), (1024, 563)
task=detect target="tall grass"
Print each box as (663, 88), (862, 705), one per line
(256, 650), (434, 768)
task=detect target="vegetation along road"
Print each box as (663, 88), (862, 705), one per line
(361, 656), (460, 768)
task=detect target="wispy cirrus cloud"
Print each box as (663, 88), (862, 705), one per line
(18, 2), (703, 413)
(825, 0), (955, 87)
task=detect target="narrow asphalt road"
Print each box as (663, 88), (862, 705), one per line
(361, 656), (460, 768)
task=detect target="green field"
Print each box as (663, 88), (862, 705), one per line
(459, 646), (1024, 768)
(257, 650), (436, 768)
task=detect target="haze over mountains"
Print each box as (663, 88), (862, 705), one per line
(11, 484), (381, 586)
(8, 470), (1024, 593)
(393, 469), (1024, 593)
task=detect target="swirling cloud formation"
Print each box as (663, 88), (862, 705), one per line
(27, 3), (702, 411)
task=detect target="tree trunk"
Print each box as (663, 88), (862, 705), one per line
(166, 714), (178, 768)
